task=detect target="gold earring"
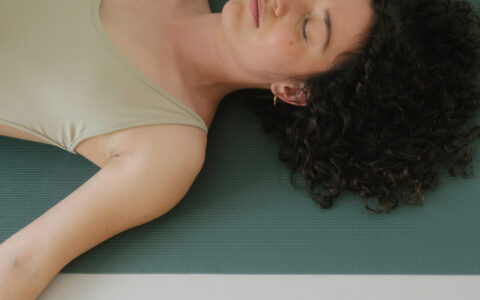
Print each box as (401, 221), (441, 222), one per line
(273, 94), (278, 106)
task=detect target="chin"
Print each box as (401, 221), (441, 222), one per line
(222, 0), (248, 32)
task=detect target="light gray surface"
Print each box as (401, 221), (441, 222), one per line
(39, 274), (480, 300)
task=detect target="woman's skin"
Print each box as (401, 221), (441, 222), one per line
(167, 0), (374, 116)
(0, 0), (374, 298)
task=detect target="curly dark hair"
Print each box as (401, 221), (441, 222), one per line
(235, 0), (480, 213)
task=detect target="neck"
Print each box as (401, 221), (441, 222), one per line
(168, 12), (270, 111)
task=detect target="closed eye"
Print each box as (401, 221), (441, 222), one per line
(302, 17), (309, 41)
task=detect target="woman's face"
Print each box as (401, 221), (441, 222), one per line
(222, 0), (374, 103)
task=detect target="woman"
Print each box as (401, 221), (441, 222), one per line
(0, 0), (478, 298)
(240, 0), (480, 213)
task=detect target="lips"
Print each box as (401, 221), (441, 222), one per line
(258, 0), (263, 24)
(250, 0), (259, 27)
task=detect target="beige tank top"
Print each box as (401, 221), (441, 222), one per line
(0, 0), (208, 154)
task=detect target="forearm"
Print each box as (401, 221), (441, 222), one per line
(0, 242), (56, 300)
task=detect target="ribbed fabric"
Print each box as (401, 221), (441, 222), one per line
(0, 0), (208, 154)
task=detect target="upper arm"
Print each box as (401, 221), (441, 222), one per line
(3, 137), (205, 282)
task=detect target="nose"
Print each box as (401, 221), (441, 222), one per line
(274, 0), (303, 18)
(274, 0), (286, 17)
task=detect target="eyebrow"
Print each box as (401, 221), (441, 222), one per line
(322, 9), (331, 53)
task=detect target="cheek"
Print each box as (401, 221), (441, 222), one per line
(265, 31), (298, 56)
(265, 36), (299, 66)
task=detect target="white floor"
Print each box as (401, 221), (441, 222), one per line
(39, 274), (480, 300)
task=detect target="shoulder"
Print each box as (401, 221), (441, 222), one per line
(76, 124), (207, 169)
(3, 125), (207, 286)
(113, 124), (207, 164)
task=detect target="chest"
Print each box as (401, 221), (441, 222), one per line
(0, 0), (211, 167)
(82, 0), (210, 163)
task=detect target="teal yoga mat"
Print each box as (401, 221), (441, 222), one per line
(1, 0), (480, 275)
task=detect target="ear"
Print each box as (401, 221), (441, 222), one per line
(270, 82), (309, 107)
